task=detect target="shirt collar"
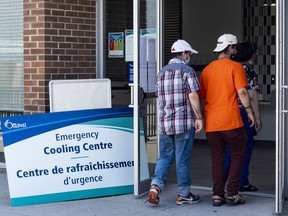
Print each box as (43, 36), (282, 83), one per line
(169, 57), (186, 64)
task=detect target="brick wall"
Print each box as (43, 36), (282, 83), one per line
(24, 0), (96, 114)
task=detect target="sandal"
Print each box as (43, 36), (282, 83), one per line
(225, 194), (245, 205)
(239, 184), (258, 192)
(212, 195), (225, 206)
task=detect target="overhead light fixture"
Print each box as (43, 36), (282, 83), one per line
(263, 3), (276, 7)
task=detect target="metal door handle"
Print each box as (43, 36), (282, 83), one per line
(281, 85), (288, 113)
(129, 83), (134, 108)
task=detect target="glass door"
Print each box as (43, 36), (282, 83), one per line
(132, 0), (161, 196)
(97, 0), (162, 196)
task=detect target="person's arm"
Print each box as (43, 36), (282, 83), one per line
(188, 91), (203, 133)
(248, 89), (262, 132)
(238, 87), (255, 127)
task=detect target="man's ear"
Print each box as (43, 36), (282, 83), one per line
(228, 45), (234, 54)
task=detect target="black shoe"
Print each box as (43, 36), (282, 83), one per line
(239, 184), (258, 192)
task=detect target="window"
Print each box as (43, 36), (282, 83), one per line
(0, 0), (24, 116)
(244, 0), (276, 101)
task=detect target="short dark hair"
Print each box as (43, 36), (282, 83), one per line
(172, 52), (182, 58)
(234, 42), (254, 62)
(250, 42), (258, 53)
(222, 44), (235, 55)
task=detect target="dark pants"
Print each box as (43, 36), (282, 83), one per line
(207, 127), (247, 197)
(224, 108), (257, 187)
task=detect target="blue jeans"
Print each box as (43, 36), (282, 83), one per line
(224, 108), (256, 187)
(151, 127), (195, 197)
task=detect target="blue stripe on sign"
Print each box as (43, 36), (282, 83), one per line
(10, 185), (133, 206)
(2, 108), (133, 146)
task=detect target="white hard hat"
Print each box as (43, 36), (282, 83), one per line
(171, 39), (198, 54)
(213, 34), (238, 53)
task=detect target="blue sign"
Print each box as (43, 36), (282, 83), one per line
(128, 62), (133, 83)
(1, 108), (149, 206)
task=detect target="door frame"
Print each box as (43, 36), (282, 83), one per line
(275, 0), (288, 213)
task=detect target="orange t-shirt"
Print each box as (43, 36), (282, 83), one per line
(198, 58), (248, 132)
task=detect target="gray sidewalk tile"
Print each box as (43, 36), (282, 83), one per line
(0, 172), (281, 216)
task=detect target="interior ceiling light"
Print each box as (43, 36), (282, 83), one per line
(263, 3), (276, 7)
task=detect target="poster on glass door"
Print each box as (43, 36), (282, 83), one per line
(108, 32), (124, 58)
(125, 29), (157, 93)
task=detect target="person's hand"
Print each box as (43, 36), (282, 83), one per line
(194, 119), (203, 133)
(255, 119), (262, 133)
(246, 111), (255, 127)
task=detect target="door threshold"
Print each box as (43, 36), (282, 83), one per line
(191, 185), (275, 198)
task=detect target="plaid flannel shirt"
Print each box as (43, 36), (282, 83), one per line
(156, 58), (200, 135)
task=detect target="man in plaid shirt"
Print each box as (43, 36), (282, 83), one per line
(147, 39), (203, 206)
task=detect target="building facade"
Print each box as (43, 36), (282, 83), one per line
(0, 0), (287, 213)
(23, 0), (97, 114)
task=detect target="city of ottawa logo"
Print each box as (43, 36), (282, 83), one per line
(4, 119), (26, 129)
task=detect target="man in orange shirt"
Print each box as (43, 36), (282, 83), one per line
(198, 34), (255, 206)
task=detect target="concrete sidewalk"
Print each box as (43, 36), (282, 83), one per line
(0, 168), (285, 216)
